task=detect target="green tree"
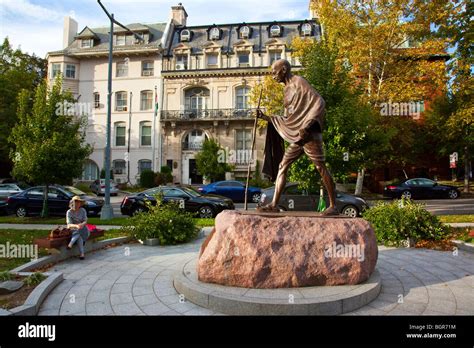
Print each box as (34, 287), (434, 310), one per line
(0, 37), (46, 177)
(9, 77), (92, 217)
(195, 138), (231, 183)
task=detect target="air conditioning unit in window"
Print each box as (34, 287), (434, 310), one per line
(142, 70), (153, 76)
(116, 106), (128, 112)
(176, 63), (186, 70)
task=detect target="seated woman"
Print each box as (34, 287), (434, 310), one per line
(66, 196), (90, 260)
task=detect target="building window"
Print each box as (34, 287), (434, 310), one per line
(236, 86), (250, 110)
(166, 159), (173, 170)
(301, 23), (312, 36)
(207, 54), (218, 68)
(140, 90), (153, 111)
(115, 91), (127, 111)
(65, 64), (76, 79)
(176, 55), (188, 70)
(116, 35), (126, 46)
(236, 129), (252, 151)
(210, 27), (220, 40)
(138, 159), (152, 174)
(81, 39), (93, 48)
(183, 130), (206, 150)
(51, 64), (61, 78)
(113, 160), (126, 175)
(94, 93), (100, 108)
(239, 26), (250, 39)
(269, 50), (282, 65)
(82, 160), (99, 181)
(116, 60), (128, 77)
(142, 61), (154, 76)
(238, 53), (250, 67)
(185, 88), (210, 115)
(270, 25), (281, 37)
(180, 29), (191, 42)
(115, 122), (126, 147)
(140, 121), (152, 146)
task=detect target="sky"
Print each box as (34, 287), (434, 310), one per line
(0, 0), (312, 58)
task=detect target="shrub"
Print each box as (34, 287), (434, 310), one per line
(362, 198), (449, 247)
(140, 169), (156, 188)
(121, 196), (198, 245)
(0, 271), (13, 281)
(23, 272), (46, 286)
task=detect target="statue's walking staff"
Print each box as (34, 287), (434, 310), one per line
(244, 86), (263, 210)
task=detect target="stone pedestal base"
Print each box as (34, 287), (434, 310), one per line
(198, 210), (378, 288)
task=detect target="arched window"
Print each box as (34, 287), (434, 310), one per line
(210, 27), (220, 40)
(236, 86), (250, 110)
(140, 90), (153, 110)
(82, 160), (99, 181)
(114, 122), (126, 147)
(270, 25), (281, 37)
(239, 26), (250, 39)
(183, 130), (207, 150)
(185, 88), (210, 116)
(180, 29), (191, 42)
(301, 23), (312, 36)
(140, 121), (152, 146)
(138, 159), (152, 174)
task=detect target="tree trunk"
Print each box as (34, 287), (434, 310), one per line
(41, 184), (49, 218)
(355, 168), (365, 196)
(464, 145), (470, 193)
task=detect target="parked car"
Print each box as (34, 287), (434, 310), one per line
(120, 186), (235, 218)
(383, 178), (460, 200)
(0, 183), (24, 201)
(90, 179), (119, 196)
(6, 185), (104, 217)
(198, 180), (262, 203)
(260, 183), (369, 217)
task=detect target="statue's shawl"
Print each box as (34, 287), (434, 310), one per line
(271, 75), (326, 144)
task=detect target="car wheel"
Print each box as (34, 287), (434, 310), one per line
(132, 206), (145, 216)
(198, 205), (215, 218)
(401, 190), (412, 199)
(342, 205), (358, 218)
(448, 189), (459, 199)
(15, 206), (27, 218)
(251, 193), (262, 203)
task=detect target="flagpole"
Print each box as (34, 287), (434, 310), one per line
(152, 85), (158, 172)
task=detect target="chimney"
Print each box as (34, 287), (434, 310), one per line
(171, 3), (188, 27)
(63, 16), (78, 49)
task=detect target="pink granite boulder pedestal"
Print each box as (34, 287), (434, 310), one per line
(198, 210), (378, 288)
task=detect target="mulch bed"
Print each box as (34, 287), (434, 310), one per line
(0, 275), (37, 310)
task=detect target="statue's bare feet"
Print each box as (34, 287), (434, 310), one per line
(321, 206), (339, 216)
(256, 204), (280, 213)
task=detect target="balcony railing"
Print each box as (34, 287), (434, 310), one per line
(161, 108), (256, 121)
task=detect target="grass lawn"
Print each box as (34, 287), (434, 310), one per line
(438, 215), (474, 223)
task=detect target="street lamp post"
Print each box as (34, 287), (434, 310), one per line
(97, 0), (144, 220)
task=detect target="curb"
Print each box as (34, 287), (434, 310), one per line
(453, 240), (474, 253)
(12, 236), (131, 273)
(0, 272), (63, 316)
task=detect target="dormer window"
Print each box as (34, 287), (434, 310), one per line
(180, 29), (191, 42)
(301, 23), (312, 36)
(210, 27), (220, 40)
(81, 39), (93, 48)
(239, 26), (250, 39)
(270, 25), (281, 37)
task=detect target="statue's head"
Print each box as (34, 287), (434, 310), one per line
(271, 59), (291, 83)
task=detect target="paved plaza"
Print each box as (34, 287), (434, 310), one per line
(37, 236), (474, 316)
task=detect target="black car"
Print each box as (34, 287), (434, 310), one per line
(6, 185), (104, 217)
(120, 186), (234, 218)
(383, 178), (460, 200)
(260, 183), (369, 217)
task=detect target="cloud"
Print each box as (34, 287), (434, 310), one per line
(1, 0), (63, 22)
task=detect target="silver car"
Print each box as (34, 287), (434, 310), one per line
(0, 183), (23, 201)
(89, 179), (119, 196)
